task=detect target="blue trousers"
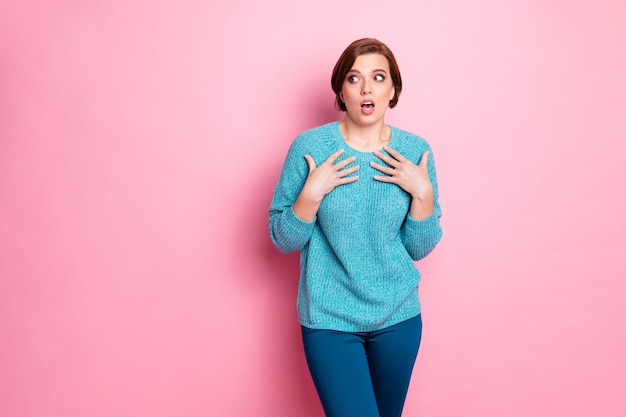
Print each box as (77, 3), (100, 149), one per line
(301, 315), (422, 417)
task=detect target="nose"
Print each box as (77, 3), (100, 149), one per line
(361, 80), (371, 95)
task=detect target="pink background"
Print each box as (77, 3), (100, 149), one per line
(2, 1), (625, 416)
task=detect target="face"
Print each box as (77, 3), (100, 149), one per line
(340, 53), (396, 126)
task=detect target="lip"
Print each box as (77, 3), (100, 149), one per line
(359, 99), (376, 115)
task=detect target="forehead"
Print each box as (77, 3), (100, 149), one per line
(350, 53), (390, 71)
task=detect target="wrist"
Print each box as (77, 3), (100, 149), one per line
(410, 194), (434, 220)
(410, 188), (434, 202)
(293, 189), (322, 222)
(301, 184), (324, 204)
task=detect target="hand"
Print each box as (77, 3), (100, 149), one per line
(371, 146), (433, 201)
(302, 149), (359, 202)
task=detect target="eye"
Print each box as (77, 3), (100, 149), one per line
(374, 74), (386, 82)
(347, 75), (359, 83)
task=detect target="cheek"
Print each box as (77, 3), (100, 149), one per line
(340, 87), (347, 100)
(341, 86), (358, 103)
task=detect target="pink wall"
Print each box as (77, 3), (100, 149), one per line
(2, 1), (625, 416)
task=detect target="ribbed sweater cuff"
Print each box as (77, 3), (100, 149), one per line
(283, 206), (316, 237)
(405, 211), (441, 237)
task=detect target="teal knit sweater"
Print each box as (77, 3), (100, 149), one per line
(269, 121), (442, 332)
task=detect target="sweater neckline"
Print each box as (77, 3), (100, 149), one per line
(331, 121), (395, 156)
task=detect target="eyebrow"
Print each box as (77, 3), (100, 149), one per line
(348, 68), (388, 74)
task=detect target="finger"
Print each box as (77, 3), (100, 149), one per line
(383, 146), (407, 162)
(373, 150), (398, 168)
(325, 148), (345, 165)
(304, 154), (316, 173)
(339, 175), (359, 184)
(419, 150), (430, 169)
(339, 164), (360, 176)
(370, 161), (395, 175)
(373, 174), (396, 183)
(334, 155), (357, 170)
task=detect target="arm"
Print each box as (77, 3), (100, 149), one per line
(371, 145), (443, 261)
(293, 150), (359, 221)
(269, 146), (359, 253)
(401, 148), (442, 260)
(269, 142), (314, 254)
(401, 203), (442, 261)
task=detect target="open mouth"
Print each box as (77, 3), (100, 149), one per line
(360, 101), (375, 110)
(360, 100), (375, 114)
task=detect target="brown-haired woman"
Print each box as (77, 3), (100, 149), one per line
(269, 38), (443, 417)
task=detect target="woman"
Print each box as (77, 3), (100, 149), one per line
(269, 38), (442, 417)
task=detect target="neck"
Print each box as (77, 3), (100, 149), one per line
(339, 118), (390, 152)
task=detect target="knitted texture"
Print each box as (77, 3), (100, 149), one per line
(269, 122), (442, 332)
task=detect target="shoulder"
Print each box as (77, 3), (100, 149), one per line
(288, 122), (340, 158)
(389, 125), (430, 148)
(389, 125), (434, 160)
(294, 121), (338, 144)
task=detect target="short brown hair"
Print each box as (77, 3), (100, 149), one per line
(331, 38), (403, 111)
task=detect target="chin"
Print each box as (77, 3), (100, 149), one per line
(349, 112), (385, 126)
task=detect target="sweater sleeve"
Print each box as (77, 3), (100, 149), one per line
(401, 146), (443, 261)
(268, 137), (317, 254)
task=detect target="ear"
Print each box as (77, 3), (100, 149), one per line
(389, 87), (395, 102)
